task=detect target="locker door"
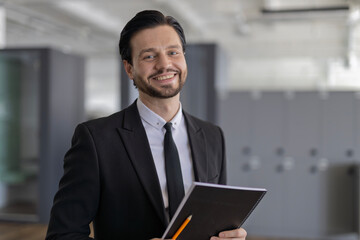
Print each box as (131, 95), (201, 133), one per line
(244, 92), (285, 235)
(355, 93), (360, 160)
(320, 92), (357, 235)
(219, 91), (252, 187)
(285, 92), (323, 237)
(355, 93), (360, 237)
(322, 92), (356, 161)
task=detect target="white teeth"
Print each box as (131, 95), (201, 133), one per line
(155, 74), (174, 81)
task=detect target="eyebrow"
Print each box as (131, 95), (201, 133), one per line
(138, 45), (182, 57)
(167, 45), (182, 50)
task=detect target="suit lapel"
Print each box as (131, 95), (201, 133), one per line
(184, 112), (208, 182)
(117, 102), (167, 227)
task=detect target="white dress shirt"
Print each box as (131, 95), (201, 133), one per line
(137, 99), (194, 209)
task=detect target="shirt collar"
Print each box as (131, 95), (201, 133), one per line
(137, 98), (183, 130)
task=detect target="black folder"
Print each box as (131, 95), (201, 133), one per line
(162, 182), (267, 240)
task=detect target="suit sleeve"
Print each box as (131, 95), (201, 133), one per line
(218, 126), (227, 185)
(46, 123), (100, 240)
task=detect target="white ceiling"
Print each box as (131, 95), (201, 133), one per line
(2, 0), (360, 104)
(2, 0), (360, 114)
(1, 0), (358, 60)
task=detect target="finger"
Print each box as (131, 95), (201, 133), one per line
(211, 238), (245, 240)
(218, 228), (247, 238)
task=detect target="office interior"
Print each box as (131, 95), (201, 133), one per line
(0, 0), (360, 239)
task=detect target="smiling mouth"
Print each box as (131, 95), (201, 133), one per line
(153, 74), (176, 81)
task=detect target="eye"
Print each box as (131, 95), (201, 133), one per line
(144, 55), (155, 60)
(169, 51), (178, 56)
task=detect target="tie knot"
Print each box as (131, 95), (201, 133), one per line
(164, 122), (172, 132)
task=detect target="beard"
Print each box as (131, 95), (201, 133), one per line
(133, 70), (186, 99)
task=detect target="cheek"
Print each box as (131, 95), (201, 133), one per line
(174, 58), (187, 73)
(133, 64), (150, 79)
(139, 62), (154, 75)
(179, 61), (187, 79)
(181, 69), (188, 83)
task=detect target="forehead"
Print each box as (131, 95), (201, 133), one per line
(130, 25), (182, 53)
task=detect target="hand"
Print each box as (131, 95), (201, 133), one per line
(210, 227), (247, 240)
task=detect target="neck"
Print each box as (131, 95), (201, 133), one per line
(139, 93), (181, 122)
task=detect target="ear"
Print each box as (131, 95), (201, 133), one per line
(123, 60), (134, 80)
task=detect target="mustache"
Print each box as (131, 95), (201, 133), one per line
(148, 69), (180, 79)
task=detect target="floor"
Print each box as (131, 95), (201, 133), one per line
(0, 222), (47, 240)
(0, 222), (303, 240)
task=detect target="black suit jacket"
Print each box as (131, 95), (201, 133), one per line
(46, 101), (226, 240)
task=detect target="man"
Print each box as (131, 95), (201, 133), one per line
(46, 10), (247, 240)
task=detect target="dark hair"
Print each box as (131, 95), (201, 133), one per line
(119, 10), (186, 65)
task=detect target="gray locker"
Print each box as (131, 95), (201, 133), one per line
(320, 92), (357, 235)
(355, 93), (360, 159)
(219, 92), (252, 187)
(245, 92), (286, 234)
(285, 92), (324, 237)
(322, 92), (356, 160)
(220, 92), (286, 235)
(220, 91), (359, 239)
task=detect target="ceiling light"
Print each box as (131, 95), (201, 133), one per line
(56, 1), (123, 35)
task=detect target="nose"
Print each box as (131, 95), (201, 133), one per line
(155, 53), (171, 70)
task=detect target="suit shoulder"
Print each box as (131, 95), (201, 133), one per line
(81, 101), (138, 130)
(81, 111), (124, 130)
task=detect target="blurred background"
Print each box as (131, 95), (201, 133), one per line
(0, 0), (360, 239)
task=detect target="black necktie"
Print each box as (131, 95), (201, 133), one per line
(164, 122), (185, 219)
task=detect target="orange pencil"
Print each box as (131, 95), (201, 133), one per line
(171, 215), (192, 240)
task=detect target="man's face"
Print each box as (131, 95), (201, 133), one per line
(124, 25), (187, 99)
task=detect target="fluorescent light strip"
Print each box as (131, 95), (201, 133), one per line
(56, 1), (123, 34)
